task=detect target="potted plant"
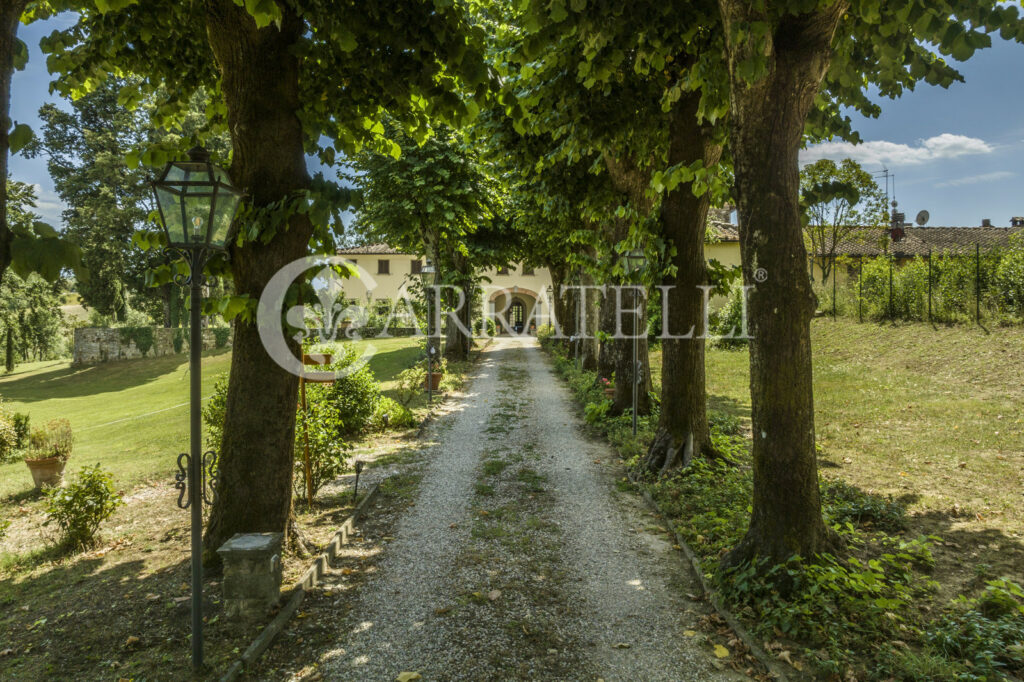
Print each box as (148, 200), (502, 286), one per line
(600, 376), (615, 398)
(24, 419), (73, 490)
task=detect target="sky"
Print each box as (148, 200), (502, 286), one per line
(9, 16), (1024, 229)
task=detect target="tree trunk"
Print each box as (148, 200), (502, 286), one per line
(718, 0), (846, 567)
(609, 284), (652, 417)
(443, 251), (472, 360)
(546, 261), (570, 347)
(203, 1), (313, 557)
(644, 94), (722, 475)
(0, 0), (29, 291)
(579, 247), (600, 371)
(597, 287), (616, 379)
(5, 326), (13, 372)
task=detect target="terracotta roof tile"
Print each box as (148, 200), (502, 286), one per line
(336, 242), (404, 255)
(821, 226), (1023, 257)
(708, 221), (740, 243)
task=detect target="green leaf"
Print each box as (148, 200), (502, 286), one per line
(13, 38), (28, 71)
(8, 122), (34, 154)
(94, 0), (137, 12)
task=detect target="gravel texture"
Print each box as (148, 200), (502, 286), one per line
(320, 337), (745, 681)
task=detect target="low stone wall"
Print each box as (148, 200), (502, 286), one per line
(72, 326), (233, 365)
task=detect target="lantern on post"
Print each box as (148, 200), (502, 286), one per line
(623, 248), (648, 436)
(151, 146), (242, 672)
(418, 260), (438, 404)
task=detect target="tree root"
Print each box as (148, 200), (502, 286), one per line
(643, 426), (731, 477)
(286, 515), (316, 558)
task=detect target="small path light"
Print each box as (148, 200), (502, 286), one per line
(418, 260), (438, 405)
(151, 146), (242, 673)
(623, 248), (647, 437)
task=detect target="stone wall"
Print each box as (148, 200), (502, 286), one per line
(72, 327), (233, 365)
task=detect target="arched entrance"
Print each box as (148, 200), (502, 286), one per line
(487, 286), (540, 335)
(509, 299), (526, 333)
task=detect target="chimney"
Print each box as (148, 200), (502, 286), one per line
(982, 218), (992, 227)
(1011, 217), (1024, 227)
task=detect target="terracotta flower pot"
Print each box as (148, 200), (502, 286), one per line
(25, 457), (66, 490)
(424, 372), (443, 391)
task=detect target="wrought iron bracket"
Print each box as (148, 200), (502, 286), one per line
(174, 452), (190, 509)
(174, 450), (219, 509)
(203, 450), (218, 506)
(164, 247), (215, 288)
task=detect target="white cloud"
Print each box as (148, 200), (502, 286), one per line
(29, 184), (66, 227)
(935, 171), (1015, 188)
(801, 133), (994, 167)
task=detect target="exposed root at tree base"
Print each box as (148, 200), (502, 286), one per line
(642, 427), (731, 477)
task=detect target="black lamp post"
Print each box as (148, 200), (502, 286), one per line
(151, 146), (243, 672)
(623, 248), (647, 437)
(418, 260), (437, 405)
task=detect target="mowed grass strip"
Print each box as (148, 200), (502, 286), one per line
(0, 337), (422, 500)
(689, 317), (1024, 534)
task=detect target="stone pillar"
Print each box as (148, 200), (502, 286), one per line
(217, 532), (284, 621)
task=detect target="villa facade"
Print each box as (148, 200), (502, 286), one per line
(335, 222), (742, 330)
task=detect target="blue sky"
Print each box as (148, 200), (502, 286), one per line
(9, 16), (1024, 228)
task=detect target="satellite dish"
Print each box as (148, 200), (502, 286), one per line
(915, 210), (930, 226)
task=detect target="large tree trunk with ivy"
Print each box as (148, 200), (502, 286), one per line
(444, 250), (473, 360)
(203, 1), (313, 557)
(609, 284), (652, 417)
(719, 0), (845, 567)
(547, 260), (579, 352)
(644, 95), (722, 475)
(596, 288), (616, 379)
(0, 0), (29, 291)
(579, 245), (600, 371)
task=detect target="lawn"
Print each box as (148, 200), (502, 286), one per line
(699, 318), (1024, 534)
(671, 317), (1024, 592)
(0, 336), (422, 501)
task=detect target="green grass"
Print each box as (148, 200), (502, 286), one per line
(0, 336), (421, 501)
(697, 318), (1024, 534)
(0, 350), (232, 500)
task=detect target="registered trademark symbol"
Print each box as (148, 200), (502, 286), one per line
(753, 268), (768, 283)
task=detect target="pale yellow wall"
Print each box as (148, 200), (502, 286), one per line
(705, 242), (742, 269)
(335, 242), (742, 316)
(337, 253), (419, 303)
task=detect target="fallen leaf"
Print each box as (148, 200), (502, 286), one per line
(612, 642), (631, 649)
(145, 593), (160, 601)
(341, 568), (354, 576)
(124, 636), (140, 648)
(434, 607), (450, 615)
(0, 649), (13, 657)
(487, 590), (501, 601)
(683, 630), (697, 637)
(396, 674), (421, 682)
(713, 644), (729, 658)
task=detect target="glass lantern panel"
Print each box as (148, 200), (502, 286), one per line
(182, 193), (215, 245)
(163, 164), (186, 183)
(155, 186), (186, 245)
(209, 190), (242, 248)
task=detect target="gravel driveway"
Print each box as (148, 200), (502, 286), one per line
(321, 337), (745, 681)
